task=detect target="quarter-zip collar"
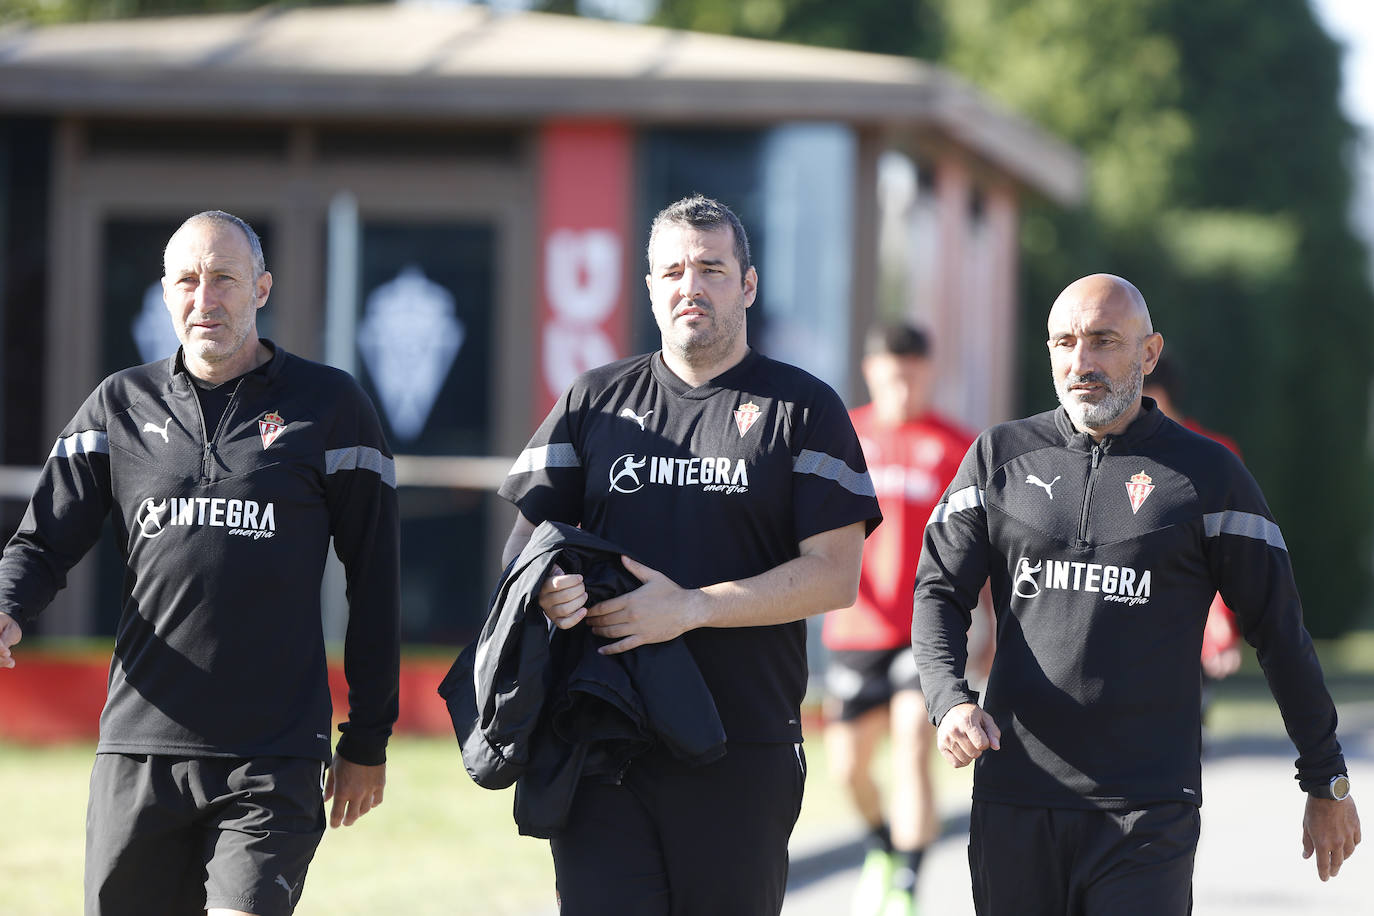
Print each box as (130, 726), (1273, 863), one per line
(165, 340), (285, 481)
(1053, 396), (1167, 453)
(166, 338), (286, 391)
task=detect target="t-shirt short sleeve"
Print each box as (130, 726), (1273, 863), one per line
(498, 384), (588, 526)
(790, 382), (881, 543)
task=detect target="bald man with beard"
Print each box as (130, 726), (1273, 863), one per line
(912, 274), (1360, 915)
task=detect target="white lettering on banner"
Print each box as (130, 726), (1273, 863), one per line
(1013, 556), (1151, 606)
(545, 230), (620, 323)
(137, 496), (277, 540)
(542, 324), (618, 404)
(543, 229), (621, 397)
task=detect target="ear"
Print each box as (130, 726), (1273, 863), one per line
(1141, 332), (1164, 375)
(255, 271), (273, 310)
(742, 266), (758, 309)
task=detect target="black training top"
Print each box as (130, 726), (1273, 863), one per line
(499, 349), (882, 743)
(0, 343), (401, 765)
(912, 400), (1346, 809)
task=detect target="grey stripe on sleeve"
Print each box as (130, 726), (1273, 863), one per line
(325, 446), (397, 489)
(927, 485), (985, 525)
(49, 430), (109, 459)
(793, 449), (876, 498)
(507, 443), (580, 476)
(1203, 510), (1287, 552)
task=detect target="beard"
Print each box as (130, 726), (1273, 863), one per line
(661, 295), (746, 366)
(1054, 356), (1143, 432)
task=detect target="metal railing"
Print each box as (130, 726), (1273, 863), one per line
(0, 456), (514, 502)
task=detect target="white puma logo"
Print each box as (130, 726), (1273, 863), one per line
(141, 417), (172, 444)
(275, 874), (299, 901)
(619, 407), (653, 431)
(1026, 474), (1061, 499)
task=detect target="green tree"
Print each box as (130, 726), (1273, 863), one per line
(649, 0), (1373, 634)
(934, 0), (1372, 635)
(651, 0), (940, 59)
(0, 0), (367, 26)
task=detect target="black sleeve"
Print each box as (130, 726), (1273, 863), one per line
(911, 434), (990, 725)
(1205, 457), (1346, 786)
(497, 383), (588, 527)
(0, 387), (114, 627)
(789, 383), (882, 542)
(324, 377), (401, 766)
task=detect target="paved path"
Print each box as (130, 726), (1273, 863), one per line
(784, 706), (1374, 914)
(528, 704), (1373, 915)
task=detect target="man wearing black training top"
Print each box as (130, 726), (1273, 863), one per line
(499, 195), (881, 915)
(913, 273), (1360, 914)
(0, 211), (400, 915)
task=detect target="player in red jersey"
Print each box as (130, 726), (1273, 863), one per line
(822, 325), (978, 916)
(1143, 356), (1243, 681)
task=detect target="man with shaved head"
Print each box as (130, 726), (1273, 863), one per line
(0, 211), (400, 915)
(912, 274), (1360, 914)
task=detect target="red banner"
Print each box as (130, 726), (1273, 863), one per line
(535, 121), (633, 422)
(0, 651), (456, 743)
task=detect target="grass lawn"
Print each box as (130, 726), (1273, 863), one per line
(3, 629), (1368, 914)
(0, 737), (557, 916)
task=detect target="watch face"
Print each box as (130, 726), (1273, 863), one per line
(1332, 775), (1351, 800)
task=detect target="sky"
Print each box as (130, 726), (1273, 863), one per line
(1311, 0), (1374, 248)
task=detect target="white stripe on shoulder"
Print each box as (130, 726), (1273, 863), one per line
(507, 444), (580, 476)
(49, 430), (108, 459)
(927, 485), (985, 525)
(793, 449), (876, 498)
(325, 446), (397, 489)
(1203, 510), (1287, 552)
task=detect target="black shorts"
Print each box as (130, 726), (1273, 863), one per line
(85, 753), (326, 916)
(824, 647), (922, 721)
(550, 742), (806, 916)
(969, 800), (1200, 916)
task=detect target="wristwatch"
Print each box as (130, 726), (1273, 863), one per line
(1304, 774), (1351, 801)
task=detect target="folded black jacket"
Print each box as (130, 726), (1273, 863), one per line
(439, 520), (727, 838)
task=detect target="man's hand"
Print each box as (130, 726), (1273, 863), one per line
(584, 556), (703, 655)
(538, 564), (588, 630)
(0, 613), (21, 670)
(936, 702), (1001, 768)
(1302, 794), (1361, 880)
(324, 755), (386, 829)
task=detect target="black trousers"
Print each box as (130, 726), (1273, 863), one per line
(969, 800), (1200, 916)
(85, 753), (326, 916)
(550, 742), (806, 916)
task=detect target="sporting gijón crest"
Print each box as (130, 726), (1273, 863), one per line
(259, 411), (286, 449)
(733, 401), (761, 438)
(1126, 470), (1154, 514)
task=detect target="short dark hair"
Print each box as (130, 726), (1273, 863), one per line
(646, 194), (752, 278)
(166, 210), (266, 279)
(865, 323), (931, 359)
